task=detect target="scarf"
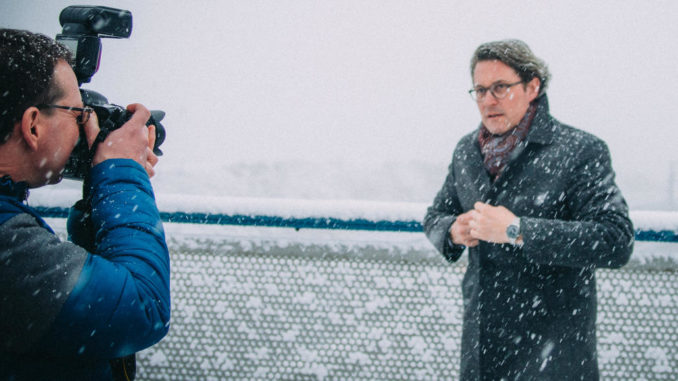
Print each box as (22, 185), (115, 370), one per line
(477, 100), (538, 180)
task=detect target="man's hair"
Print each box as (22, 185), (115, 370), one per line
(470, 39), (551, 97)
(0, 29), (73, 143)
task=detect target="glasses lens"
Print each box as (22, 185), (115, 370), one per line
(470, 88), (486, 101)
(491, 84), (510, 99)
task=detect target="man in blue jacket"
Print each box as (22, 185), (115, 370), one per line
(0, 29), (170, 380)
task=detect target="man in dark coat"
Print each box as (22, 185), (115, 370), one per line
(0, 29), (170, 379)
(423, 39), (633, 380)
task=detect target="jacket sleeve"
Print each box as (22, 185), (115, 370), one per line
(36, 159), (170, 359)
(520, 138), (634, 269)
(423, 159), (466, 262)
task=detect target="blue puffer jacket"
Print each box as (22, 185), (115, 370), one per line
(0, 159), (170, 380)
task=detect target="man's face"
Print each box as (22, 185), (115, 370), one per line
(36, 60), (83, 185)
(472, 59), (539, 135)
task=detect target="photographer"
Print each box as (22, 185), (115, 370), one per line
(0, 28), (170, 380)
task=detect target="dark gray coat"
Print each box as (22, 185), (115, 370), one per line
(424, 95), (633, 381)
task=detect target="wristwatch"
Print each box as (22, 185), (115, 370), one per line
(506, 217), (521, 245)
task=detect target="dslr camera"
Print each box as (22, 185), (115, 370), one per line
(56, 5), (166, 179)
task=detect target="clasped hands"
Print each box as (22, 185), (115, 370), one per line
(450, 202), (517, 247)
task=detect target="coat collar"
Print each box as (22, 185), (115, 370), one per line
(466, 94), (556, 199)
(0, 175), (30, 201)
(523, 94), (555, 146)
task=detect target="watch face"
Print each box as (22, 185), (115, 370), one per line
(507, 224), (519, 239)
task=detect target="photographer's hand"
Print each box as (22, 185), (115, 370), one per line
(145, 124), (159, 178)
(90, 104), (157, 177)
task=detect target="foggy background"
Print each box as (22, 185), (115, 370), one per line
(2, 0), (677, 210)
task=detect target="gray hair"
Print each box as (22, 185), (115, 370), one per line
(470, 39), (551, 97)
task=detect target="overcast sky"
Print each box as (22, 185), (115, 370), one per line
(3, 1), (678, 208)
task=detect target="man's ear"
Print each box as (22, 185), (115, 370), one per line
(19, 106), (41, 151)
(527, 77), (541, 102)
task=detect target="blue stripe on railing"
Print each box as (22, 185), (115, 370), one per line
(35, 206), (678, 242)
(634, 230), (678, 243)
(158, 211), (423, 232)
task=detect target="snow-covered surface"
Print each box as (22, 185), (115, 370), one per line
(32, 185), (427, 220)
(42, 193), (678, 271)
(631, 211), (678, 232)
(32, 186), (678, 229)
(155, 193), (427, 222)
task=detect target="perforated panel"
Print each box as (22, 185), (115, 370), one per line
(132, 227), (677, 380)
(597, 270), (678, 380)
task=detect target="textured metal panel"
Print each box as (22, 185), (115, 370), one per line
(134, 225), (677, 380)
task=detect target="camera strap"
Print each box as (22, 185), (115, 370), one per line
(87, 129), (113, 167)
(110, 354), (136, 381)
(79, 130), (138, 380)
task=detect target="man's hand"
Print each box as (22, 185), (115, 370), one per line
(144, 124), (159, 178)
(87, 104), (159, 178)
(468, 202), (517, 244)
(450, 210), (480, 247)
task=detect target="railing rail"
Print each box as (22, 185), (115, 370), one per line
(34, 204), (678, 242)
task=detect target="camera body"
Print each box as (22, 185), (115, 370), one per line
(56, 6), (166, 179)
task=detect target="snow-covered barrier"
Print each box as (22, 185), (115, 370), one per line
(32, 190), (678, 244)
(34, 191), (677, 379)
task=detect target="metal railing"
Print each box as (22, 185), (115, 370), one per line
(34, 192), (678, 380)
(33, 206), (678, 241)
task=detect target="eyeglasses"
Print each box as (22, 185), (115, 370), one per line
(468, 80), (524, 102)
(36, 104), (94, 126)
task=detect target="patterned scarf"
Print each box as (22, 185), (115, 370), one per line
(477, 100), (538, 180)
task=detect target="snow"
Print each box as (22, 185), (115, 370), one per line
(29, 186), (678, 231)
(30, 182), (427, 221)
(155, 193), (426, 222)
(39, 193), (678, 270)
(4, 2), (678, 379)
(631, 211), (678, 232)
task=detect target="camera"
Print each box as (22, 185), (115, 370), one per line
(56, 5), (166, 179)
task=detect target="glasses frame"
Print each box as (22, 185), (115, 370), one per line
(469, 80), (524, 102)
(36, 104), (94, 126)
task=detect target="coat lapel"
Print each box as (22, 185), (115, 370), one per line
(465, 132), (492, 201)
(485, 95), (555, 201)
(460, 95), (556, 206)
